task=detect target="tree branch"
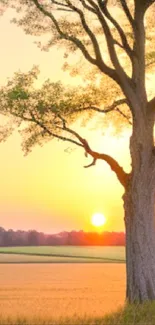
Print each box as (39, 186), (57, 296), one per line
(72, 98), (127, 114)
(10, 111), (83, 148)
(148, 96), (155, 113)
(65, 0), (104, 66)
(56, 115), (129, 188)
(73, 131), (129, 187)
(119, 0), (135, 29)
(115, 108), (132, 125)
(9, 105), (129, 187)
(32, 0), (97, 65)
(30, 1), (138, 112)
(98, 0), (133, 62)
(131, 1), (147, 104)
(79, 0), (97, 14)
(143, 0), (155, 10)
(84, 157), (97, 168)
(70, 99), (132, 125)
(80, 1), (137, 106)
(32, 0), (121, 86)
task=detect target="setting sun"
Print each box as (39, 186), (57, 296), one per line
(91, 213), (106, 227)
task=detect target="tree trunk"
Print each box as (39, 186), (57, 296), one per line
(124, 119), (155, 302)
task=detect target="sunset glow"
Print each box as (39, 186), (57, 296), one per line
(0, 9), (131, 233)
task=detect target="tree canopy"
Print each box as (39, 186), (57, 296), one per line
(1, 0), (155, 189)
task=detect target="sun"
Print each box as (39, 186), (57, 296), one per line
(91, 213), (106, 227)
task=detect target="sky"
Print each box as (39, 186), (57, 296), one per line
(0, 8), (132, 234)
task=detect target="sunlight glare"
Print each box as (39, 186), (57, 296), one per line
(91, 213), (106, 227)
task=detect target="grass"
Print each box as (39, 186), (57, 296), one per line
(0, 303), (155, 325)
(0, 246), (125, 263)
(0, 253), (114, 263)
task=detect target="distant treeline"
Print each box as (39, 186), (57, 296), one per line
(0, 227), (125, 246)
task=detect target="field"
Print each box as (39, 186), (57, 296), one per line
(0, 254), (110, 263)
(1, 247), (153, 325)
(0, 264), (126, 320)
(0, 246), (125, 263)
(0, 247), (126, 323)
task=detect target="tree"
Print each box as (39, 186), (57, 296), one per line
(1, 0), (155, 303)
(27, 230), (40, 246)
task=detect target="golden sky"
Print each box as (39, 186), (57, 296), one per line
(0, 9), (131, 233)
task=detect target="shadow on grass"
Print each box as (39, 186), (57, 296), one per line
(1, 302), (155, 325)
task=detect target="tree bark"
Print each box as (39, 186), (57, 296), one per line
(123, 118), (155, 302)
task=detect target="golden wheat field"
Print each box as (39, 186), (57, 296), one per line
(0, 264), (125, 320)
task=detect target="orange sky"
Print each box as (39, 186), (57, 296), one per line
(0, 9), (131, 233)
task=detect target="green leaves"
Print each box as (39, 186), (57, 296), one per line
(8, 87), (29, 101)
(146, 51), (155, 67)
(0, 64), (131, 154)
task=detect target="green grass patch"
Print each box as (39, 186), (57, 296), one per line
(0, 253), (117, 263)
(0, 302), (155, 325)
(0, 246), (125, 263)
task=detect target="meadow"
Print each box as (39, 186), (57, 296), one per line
(0, 246), (125, 263)
(0, 254), (107, 263)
